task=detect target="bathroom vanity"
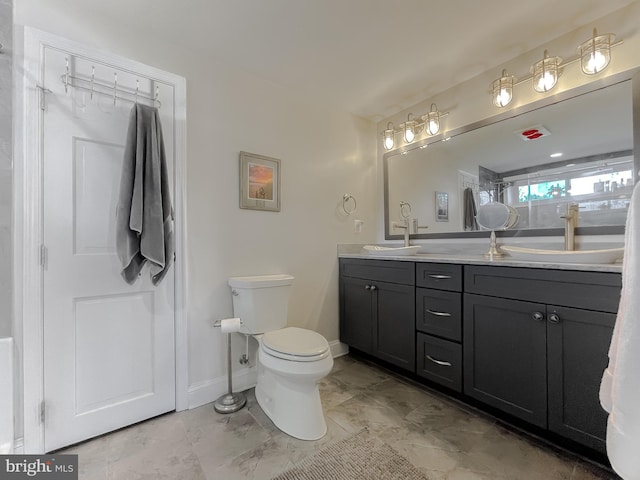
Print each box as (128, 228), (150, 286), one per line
(338, 254), (621, 455)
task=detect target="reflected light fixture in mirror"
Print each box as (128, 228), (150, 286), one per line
(492, 69), (516, 107)
(580, 28), (614, 75)
(425, 103), (441, 135)
(383, 122), (395, 150)
(532, 50), (562, 93)
(403, 113), (417, 143)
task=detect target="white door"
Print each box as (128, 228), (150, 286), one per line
(41, 47), (176, 452)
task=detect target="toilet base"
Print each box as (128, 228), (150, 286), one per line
(256, 350), (333, 441)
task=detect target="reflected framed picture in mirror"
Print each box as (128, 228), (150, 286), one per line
(239, 151), (281, 212)
(435, 191), (449, 222)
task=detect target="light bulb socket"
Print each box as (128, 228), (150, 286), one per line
(492, 69), (515, 107)
(579, 28), (614, 75)
(531, 50), (561, 93)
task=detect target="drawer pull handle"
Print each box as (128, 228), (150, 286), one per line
(426, 309), (451, 317)
(426, 355), (452, 367)
(427, 274), (452, 279)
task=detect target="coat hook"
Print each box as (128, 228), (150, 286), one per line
(90, 66), (95, 99)
(135, 79), (139, 103)
(64, 58), (69, 93)
(154, 85), (159, 103)
(113, 72), (117, 105)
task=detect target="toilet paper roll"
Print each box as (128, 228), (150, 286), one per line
(220, 317), (242, 334)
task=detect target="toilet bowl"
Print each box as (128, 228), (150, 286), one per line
(255, 327), (334, 440)
(228, 275), (333, 440)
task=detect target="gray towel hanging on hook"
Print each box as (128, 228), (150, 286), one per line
(463, 187), (479, 231)
(116, 103), (174, 285)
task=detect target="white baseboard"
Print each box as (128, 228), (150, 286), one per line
(329, 340), (349, 358)
(187, 342), (349, 410)
(188, 366), (258, 410)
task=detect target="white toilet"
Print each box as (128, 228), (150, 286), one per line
(228, 274), (334, 440)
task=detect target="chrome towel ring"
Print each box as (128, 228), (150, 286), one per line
(342, 194), (357, 215)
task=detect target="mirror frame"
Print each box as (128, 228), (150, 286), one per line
(383, 68), (640, 240)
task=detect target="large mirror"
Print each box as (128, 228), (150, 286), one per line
(384, 71), (639, 240)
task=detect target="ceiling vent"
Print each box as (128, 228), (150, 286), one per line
(514, 125), (551, 141)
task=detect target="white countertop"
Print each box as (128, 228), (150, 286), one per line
(338, 250), (622, 273)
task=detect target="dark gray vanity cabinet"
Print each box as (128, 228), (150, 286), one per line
(415, 263), (463, 392)
(339, 259), (416, 372)
(464, 265), (620, 452)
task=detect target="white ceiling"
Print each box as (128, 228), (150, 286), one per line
(30, 0), (637, 121)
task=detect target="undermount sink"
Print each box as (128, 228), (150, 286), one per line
(500, 245), (624, 264)
(362, 245), (421, 256)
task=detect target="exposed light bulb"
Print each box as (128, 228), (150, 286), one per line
(536, 71), (557, 92)
(403, 114), (416, 143)
(383, 122), (395, 150)
(586, 50), (607, 74)
(428, 119), (439, 135)
(496, 88), (512, 107)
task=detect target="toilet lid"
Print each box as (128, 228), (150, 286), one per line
(262, 327), (329, 358)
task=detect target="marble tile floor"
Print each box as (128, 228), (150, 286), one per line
(59, 355), (620, 480)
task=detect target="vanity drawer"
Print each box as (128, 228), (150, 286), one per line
(416, 333), (462, 392)
(464, 265), (621, 313)
(416, 263), (462, 291)
(416, 288), (461, 341)
(340, 258), (414, 285)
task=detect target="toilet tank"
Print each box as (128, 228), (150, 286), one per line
(228, 274), (294, 334)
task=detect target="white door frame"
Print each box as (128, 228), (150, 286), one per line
(15, 27), (189, 454)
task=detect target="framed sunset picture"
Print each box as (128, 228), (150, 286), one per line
(239, 151), (281, 212)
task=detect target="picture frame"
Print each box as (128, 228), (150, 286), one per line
(239, 151), (281, 212)
(435, 191), (449, 222)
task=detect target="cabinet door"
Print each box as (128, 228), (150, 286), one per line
(340, 276), (373, 354)
(464, 294), (547, 427)
(547, 306), (615, 453)
(373, 281), (415, 372)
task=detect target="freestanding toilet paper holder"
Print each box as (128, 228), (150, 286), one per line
(213, 318), (247, 413)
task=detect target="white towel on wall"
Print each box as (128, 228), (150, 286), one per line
(600, 182), (640, 480)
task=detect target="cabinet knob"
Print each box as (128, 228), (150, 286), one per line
(548, 313), (560, 324)
(364, 285), (371, 290)
(370, 285), (377, 291)
(531, 311), (544, 321)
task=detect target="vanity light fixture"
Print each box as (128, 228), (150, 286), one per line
(532, 50), (561, 93)
(381, 107), (449, 150)
(489, 28), (620, 108)
(492, 70), (516, 107)
(580, 28), (614, 75)
(424, 104), (442, 136)
(402, 114), (417, 143)
(383, 122), (395, 150)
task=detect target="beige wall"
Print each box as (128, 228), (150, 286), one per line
(377, 3), (640, 244)
(14, 3), (377, 404)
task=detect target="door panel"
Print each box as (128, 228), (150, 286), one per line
(463, 294), (547, 427)
(42, 46), (176, 452)
(340, 276), (373, 354)
(373, 281), (415, 371)
(547, 306), (615, 452)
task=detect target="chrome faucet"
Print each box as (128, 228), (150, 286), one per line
(560, 203), (579, 251)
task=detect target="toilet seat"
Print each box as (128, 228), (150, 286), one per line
(261, 327), (330, 362)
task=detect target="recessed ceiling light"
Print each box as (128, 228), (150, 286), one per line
(550, 152), (563, 158)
